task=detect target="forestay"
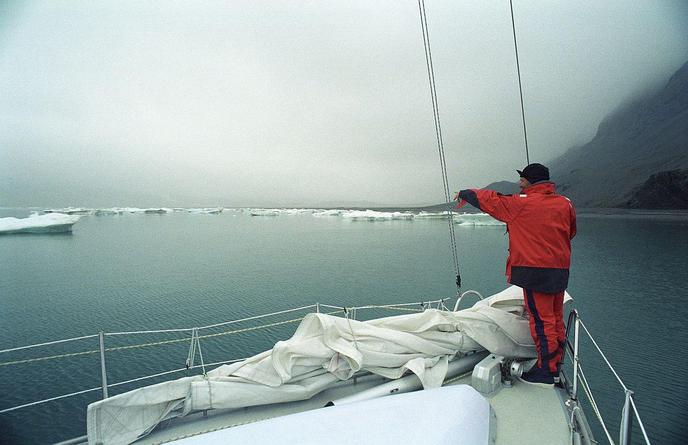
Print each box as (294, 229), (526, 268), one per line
(87, 286), (569, 445)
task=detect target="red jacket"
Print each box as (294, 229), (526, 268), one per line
(458, 182), (576, 293)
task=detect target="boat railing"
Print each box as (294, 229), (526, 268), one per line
(453, 290), (485, 311)
(0, 297), (652, 445)
(0, 297), (451, 418)
(564, 309), (651, 445)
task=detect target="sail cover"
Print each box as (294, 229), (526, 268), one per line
(169, 385), (494, 445)
(87, 286), (567, 445)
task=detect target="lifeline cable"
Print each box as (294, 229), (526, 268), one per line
(417, 0), (461, 290)
(509, 0), (531, 164)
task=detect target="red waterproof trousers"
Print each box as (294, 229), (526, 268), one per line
(523, 289), (565, 373)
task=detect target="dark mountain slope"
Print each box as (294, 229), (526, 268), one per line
(549, 61), (688, 208)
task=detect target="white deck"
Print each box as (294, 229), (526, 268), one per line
(135, 372), (572, 445)
(450, 374), (571, 445)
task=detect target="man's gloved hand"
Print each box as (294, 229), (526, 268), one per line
(454, 190), (468, 209)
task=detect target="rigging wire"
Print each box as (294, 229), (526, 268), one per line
(509, 0), (531, 164)
(416, 0), (461, 290)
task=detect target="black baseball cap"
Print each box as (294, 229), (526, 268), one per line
(517, 163), (550, 183)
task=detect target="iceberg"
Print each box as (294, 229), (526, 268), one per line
(31, 207), (501, 226)
(187, 208), (223, 214)
(313, 209), (342, 217)
(43, 207), (93, 215)
(93, 209), (119, 216)
(0, 213), (81, 234)
(415, 211), (454, 219)
(44, 207), (163, 215)
(95, 207), (172, 215)
(249, 209), (280, 216)
(48, 207), (230, 215)
(246, 208), (316, 216)
(341, 210), (414, 221)
(281, 208), (316, 215)
(454, 213), (504, 226)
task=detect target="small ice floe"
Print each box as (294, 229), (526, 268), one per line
(188, 208), (223, 214)
(117, 207), (171, 214)
(246, 208), (314, 216)
(454, 213), (504, 226)
(313, 209), (343, 217)
(82, 207), (172, 215)
(98, 207), (138, 214)
(279, 208), (315, 215)
(0, 213), (81, 234)
(93, 208), (119, 216)
(45, 207), (178, 216)
(249, 209), (280, 216)
(341, 210), (414, 221)
(107, 207), (141, 214)
(414, 211), (454, 219)
(43, 207), (93, 215)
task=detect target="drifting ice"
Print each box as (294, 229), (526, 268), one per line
(242, 208), (500, 224)
(313, 209), (342, 217)
(37, 207), (503, 225)
(43, 207), (92, 215)
(454, 213), (504, 226)
(341, 210), (414, 221)
(43, 207), (228, 215)
(415, 211), (453, 218)
(0, 213), (81, 234)
(187, 208), (223, 214)
(249, 209), (280, 216)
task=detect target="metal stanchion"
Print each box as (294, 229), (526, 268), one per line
(572, 316), (580, 401)
(99, 331), (109, 399)
(619, 389), (634, 445)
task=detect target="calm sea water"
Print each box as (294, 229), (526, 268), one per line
(1, 209), (687, 444)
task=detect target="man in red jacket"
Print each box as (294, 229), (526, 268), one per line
(456, 163), (576, 386)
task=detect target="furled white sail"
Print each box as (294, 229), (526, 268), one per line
(87, 286), (559, 445)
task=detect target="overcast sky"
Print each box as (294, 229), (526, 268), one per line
(2, 1), (687, 207)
